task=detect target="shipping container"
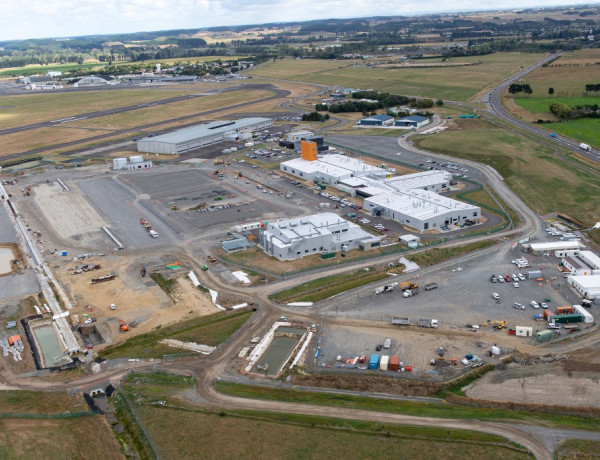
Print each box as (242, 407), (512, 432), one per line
(536, 330), (553, 342)
(552, 313), (583, 324)
(543, 310), (554, 321)
(379, 355), (389, 371)
(369, 354), (379, 370)
(389, 355), (399, 371)
(556, 306), (574, 315)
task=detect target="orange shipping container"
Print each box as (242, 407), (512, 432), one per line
(390, 355), (399, 371)
(556, 306), (574, 315)
(543, 310), (554, 321)
(8, 335), (21, 346)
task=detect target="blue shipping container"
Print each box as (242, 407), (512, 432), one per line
(369, 354), (379, 370)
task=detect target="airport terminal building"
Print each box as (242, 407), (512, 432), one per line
(136, 118), (272, 154)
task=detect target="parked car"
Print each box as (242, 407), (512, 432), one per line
(530, 300), (540, 309)
(513, 282), (520, 288)
(492, 293), (500, 300)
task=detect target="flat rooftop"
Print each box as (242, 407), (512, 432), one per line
(318, 154), (385, 175)
(366, 189), (479, 220)
(139, 117), (271, 145)
(569, 274), (600, 288)
(383, 170), (451, 192)
(578, 250), (600, 269)
(282, 158), (351, 178)
(529, 241), (581, 251)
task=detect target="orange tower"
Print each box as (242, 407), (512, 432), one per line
(300, 140), (318, 161)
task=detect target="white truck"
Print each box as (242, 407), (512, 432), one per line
(418, 318), (439, 328)
(149, 230), (159, 238)
(579, 143), (591, 152)
(403, 289), (418, 298)
(375, 283), (396, 295)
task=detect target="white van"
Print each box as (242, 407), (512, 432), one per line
(384, 338), (392, 349)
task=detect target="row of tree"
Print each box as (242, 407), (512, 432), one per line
(550, 102), (600, 119)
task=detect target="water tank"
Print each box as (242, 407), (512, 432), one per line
(113, 158), (127, 169)
(129, 155), (144, 163)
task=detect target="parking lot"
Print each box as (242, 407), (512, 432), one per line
(326, 243), (578, 332)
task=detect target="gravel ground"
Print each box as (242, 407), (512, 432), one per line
(326, 242), (576, 332)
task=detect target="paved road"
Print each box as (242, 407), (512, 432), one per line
(482, 52), (600, 162)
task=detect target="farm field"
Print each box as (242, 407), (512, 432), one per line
(544, 118), (600, 149)
(412, 119), (600, 225)
(515, 96), (600, 115)
(248, 53), (544, 101)
(0, 88), (203, 129)
(0, 390), (121, 459)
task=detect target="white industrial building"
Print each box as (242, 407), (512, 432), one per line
(74, 76), (110, 87)
(259, 212), (381, 261)
(287, 131), (314, 142)
(113, 155), (153, 170)
(136, 118), (272, 154)
(562, 256), (593, 276)
(280, 154), (388, 185)
(281, 156), (478, 232)
(522, 241), (582, 255)
(364, 189), (480, 232)
(567, 275), (600, 300)
(578, 251), (600, 273)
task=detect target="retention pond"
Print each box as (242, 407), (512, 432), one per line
(30, 322), (65, 368)
(0, 246), (14, 275)
(252, 327), (306, 377)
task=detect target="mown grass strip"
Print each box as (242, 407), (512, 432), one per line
(214, 382), (600, 431)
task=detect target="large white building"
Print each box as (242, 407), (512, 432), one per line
(137, 118), (272, 154)
(364, 189), (480, 232)
(259, 212), (381, 261)
(281, 155), (479, 233)
(568, 274), (600, 301)
(578, 251), (600, 273)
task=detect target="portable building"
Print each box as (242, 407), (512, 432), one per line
(389, 355), (399, 371)
(515, 326), (533, 337)
(526, 270), (543, 279)
(379, 355), (389, 371)
(543, 310), (554, 322)
(369, 354), (379, 370)
(572, 304), (594, 324)
(552, 313), (583, 324)
(536, 330), (553, 342)
(556, 306), (574, 315)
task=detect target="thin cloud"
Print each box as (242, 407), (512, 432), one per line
(0, 0), (591, 41)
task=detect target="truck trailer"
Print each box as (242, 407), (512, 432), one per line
(392, 317), (410, 326)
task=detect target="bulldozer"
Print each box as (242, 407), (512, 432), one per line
(400, 281), (419, 291)
(208, 256), (217, 264)
(483, 320), (507, 330)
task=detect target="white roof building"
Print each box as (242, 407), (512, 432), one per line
(522, 241), (582, 254)
(364, 189), (480, 232)
(578, 251), (600, 271)
(383, 170), (451, 193)
(259, 212), (381, 261)
(567, 274), (600, 300)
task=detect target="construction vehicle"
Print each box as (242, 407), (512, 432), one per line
(403, 288), (418, 298)
(119, 319), (129, 332)
(140, 267), (146, 277)
(214, 159), (224, 165)
(375, 283), (396, 295)
(483, 320), (507, 330)
(418, 318), (438, 328)
(400, 281), (418, 291)
(171, 205), (180, 210)
(438, 346), (445, 360)
(425, 282), (438, 291)
(208, 256), (217, 264)
(201, 264), (208, 271)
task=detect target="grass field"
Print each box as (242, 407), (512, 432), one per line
(515, 96), (600, 115)
(544, 118), (600, 149)
(214, 382), (600, 431)
(556, 439), (600, 459)
(412, 119), (600, 226)
(99, 309), (252, 359)
(248, 53), (544, 101)
(0, 390), (121, 459)
(119, 373), (530, 459)
(519, 49), (600, 97)
(0, 88), (201, 129)
(0, 63), (103, 77)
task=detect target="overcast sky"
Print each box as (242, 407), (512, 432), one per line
(0, 0), (593, 41)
